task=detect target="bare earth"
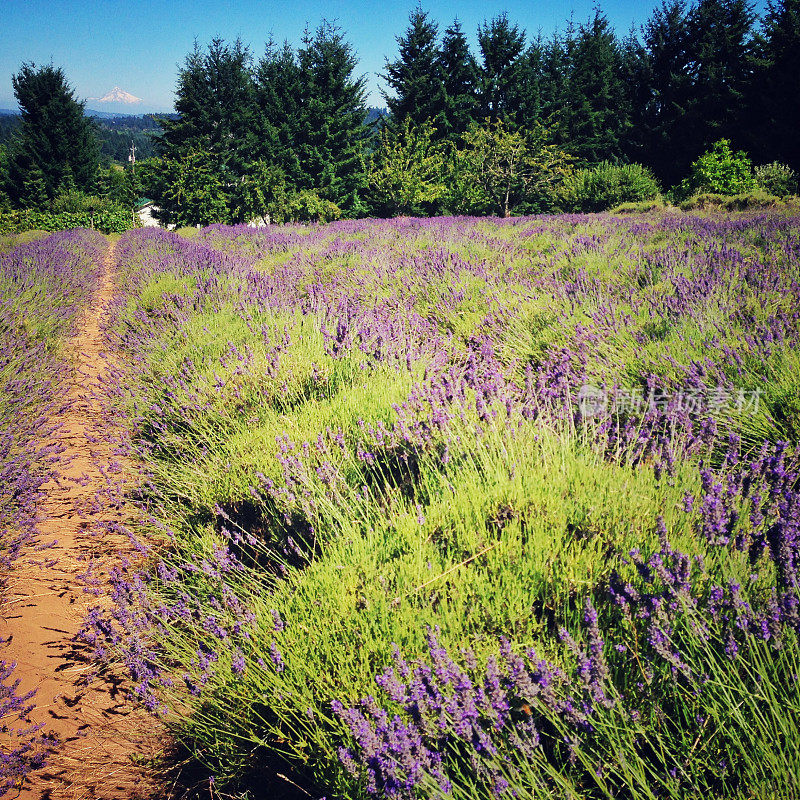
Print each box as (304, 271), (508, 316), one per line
(1, 241), (165, 799)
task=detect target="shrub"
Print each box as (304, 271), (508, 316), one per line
(608, 198), (667, 214)
(562, 162), (660, 213)
(0, 207), (138, 235)
(285, 190), (341, 224)
(680, 139), (756, 198)
(678, 190), (800, 212)
(755, 162), (798, 197)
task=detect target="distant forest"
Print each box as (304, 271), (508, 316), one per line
(0, 108), (388, 168)
(0, 111), (163, 164)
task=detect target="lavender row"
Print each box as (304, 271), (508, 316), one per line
(0, 229), (105, 797)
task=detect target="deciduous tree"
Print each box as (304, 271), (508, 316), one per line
(369, 118), (447, 216)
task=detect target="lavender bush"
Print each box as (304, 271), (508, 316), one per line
(83, 212), (800, 798)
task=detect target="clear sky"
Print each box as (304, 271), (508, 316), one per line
(0, 0), (763, 112)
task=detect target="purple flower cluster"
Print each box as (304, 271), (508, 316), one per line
(79, 213), (800, 796)
(333, 612), (608, 798)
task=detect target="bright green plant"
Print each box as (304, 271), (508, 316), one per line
(680, 139), (756, 198)
(286, 189), (341, 224)
(755, 162), (798, 197)
(150, 150), (231, 228)
(447, 119), (571, 217)
(368, 117), (447, 216)
(563, 162), (661, 213)
(231, 160), (290, 225)
(0, 207), (137, 234)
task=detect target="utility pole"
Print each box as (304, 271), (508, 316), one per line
(128, 141), (137, 225)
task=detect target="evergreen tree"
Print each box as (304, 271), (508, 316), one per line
(632, 1), (695, 186)
(561, 11), (629, 165)
(685, 0), (756, 155)
(748, 0), (800, 171)
(5, 63), (100, 207)
(155, 38), (255, 221)
(297, 21), (369, 214)
(157, 38), (255, 177)
(477, 14), (527, 121)
(382, 8), (445, 129)
(513, 40), (545, 129)
(254, 40), (305, 186)
(538, 27), (575, 144)
(438, 20), (480, 139)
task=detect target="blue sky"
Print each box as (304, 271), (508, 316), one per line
(0, 0), (762, 112)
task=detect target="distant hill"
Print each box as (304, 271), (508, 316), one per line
(0, 111), (172, 163)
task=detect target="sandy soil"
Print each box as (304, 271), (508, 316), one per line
(1, 241), (165, 799)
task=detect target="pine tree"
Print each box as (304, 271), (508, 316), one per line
(6, 63), (100, 207)
(538, 27), (575, 144)
(513, 40), (545, 130)
(748, 0), (800, 171)
(382, 8), (446, 129)
(155, 38), (256, 221)
(438, 20), (480, 139)
(254, 40), (305, 186)
(632, 1), (695, 186)
(477, 14), (527, 121)
(297, 21), (369, 214)
(157, 38), (255, 175)
(561, 11), (629, 165)
(685, 0), (756, 156)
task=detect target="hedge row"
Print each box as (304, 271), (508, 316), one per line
(0, 207), (139, 235)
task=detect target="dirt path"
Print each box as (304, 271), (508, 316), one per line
(1, 241), (164, 799)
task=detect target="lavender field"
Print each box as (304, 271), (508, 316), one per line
(15, 213), (800, 798)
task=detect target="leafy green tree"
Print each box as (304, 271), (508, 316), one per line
(105, 164), (142, 211)
(296, 22), (369, 215)
(382, 9), (445, 130)
(285, 189), (341, 223)
(477, 14), (526, 121)
(680, 138), (756, 196)
(5, 63), (100, 207)
(368, 118), (447, 216)
(438, 20), (480, 140)
(450, 118), (570, 216)
(152, 150), (230, 227)
(231, 160), (289, 225)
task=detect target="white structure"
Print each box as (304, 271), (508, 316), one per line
(137, 202), (175, 230)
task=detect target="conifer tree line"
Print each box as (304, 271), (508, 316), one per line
(145, 0), (798, 223)
(1, 0), (798, 224)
